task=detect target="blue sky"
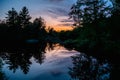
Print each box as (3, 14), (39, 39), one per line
(0, 0), (76, 30)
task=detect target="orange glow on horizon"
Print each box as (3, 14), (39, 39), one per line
(32, 15), (74, 32)
(47, 26), (74, 32)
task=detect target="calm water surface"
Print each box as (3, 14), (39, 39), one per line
(1, 44), (79, 80)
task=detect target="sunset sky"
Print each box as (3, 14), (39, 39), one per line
(0, 0), (77, 31)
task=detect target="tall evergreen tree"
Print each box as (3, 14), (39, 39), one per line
(6, 8), (18, 28)
(19, 6), (31, 28)
(69, 0), (111, 27)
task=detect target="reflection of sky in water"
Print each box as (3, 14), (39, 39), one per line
(2, 46), (79, 80)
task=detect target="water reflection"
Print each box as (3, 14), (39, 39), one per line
(0, 42), (79, 80)
(0, 42), (47, 74)
(69, 53), (112, 80)
(0, 58), (8, 80)
(0, 42), (113, 80)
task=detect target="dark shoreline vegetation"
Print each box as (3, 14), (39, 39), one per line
(0, 0), (120, 80)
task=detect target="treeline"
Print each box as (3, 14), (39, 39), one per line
(0, 6), (49, 47)
(58, 0), (120, 58)
(58, 0), (120, 79)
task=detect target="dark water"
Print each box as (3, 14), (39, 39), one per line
(0, 42), (113, 80)
(0, 43), (79, 80)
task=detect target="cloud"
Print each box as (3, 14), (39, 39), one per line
(60, 19), (73, 23)
(57, 23), (73, 27)
(57, 18), (74, 27)
(46, 6), (74, 27)
(47, 7), (68, 19)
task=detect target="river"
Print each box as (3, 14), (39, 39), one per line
(0, 43), (79, 80)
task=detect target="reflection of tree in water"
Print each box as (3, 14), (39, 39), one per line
(33, 42), (47, 64)
(46, 42), (57, 51)
(0, 42), (53, 74)
(5, 53), (32, 74)
(69, 53), (111, 80)
(0, 58), (8, 80)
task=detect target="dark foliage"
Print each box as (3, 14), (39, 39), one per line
(0, 6), (47, 45)
(57, 0), (120, 79)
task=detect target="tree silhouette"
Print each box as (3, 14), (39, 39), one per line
(5, 8), (22, 42)
(2, 6), (48, 43)
(69, 0), (111, 26)
(56, 1), (120, 79)
(33, 17), (46, 29)
(6, 8), (19, 30)
(19, 6), (31, 28)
